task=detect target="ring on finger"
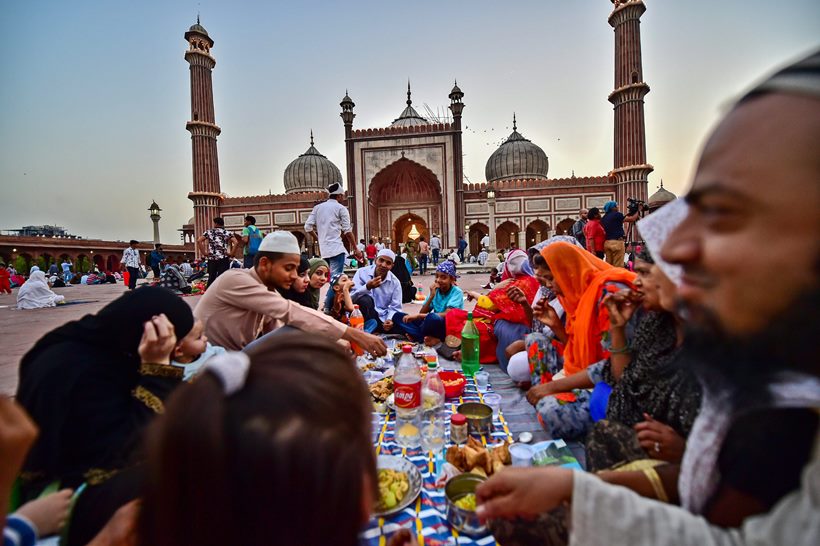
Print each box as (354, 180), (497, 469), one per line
(654, 441), (661, 453)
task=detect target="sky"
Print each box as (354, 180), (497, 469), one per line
(1, 0), (818, 243)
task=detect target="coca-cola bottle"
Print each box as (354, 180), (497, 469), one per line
(393, 345), (421, 448)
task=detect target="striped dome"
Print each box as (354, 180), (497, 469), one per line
(283, 133), (343, 194)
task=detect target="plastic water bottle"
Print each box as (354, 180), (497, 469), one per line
(394, 345), (421, 447)
(349, 305), (364, 356)
(422, 360), (445, 415)
(460, 312), (480, 377)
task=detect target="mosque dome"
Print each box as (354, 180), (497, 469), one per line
(390, 83), (430, 128)
(648, 182), (676, 209)
(283, 133), (343, 194)
(485, 115), (549, 183)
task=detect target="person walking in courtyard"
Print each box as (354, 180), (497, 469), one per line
(572, 208), (589, 249)
(121, 240), (141, 290)
(60, 259), (73, 285)
(149, 244), (165, 279)
(240, 215), (263, 269)
(197, 217), (236, 288)
(430, 233), (442, 266)
(601, 201), (639, 267)
(304, 182), (362, 311)
(418, 236), (429, 275)
(457, 234), (468, 262)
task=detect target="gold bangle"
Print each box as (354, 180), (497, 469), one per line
(642, 468), (669, 503)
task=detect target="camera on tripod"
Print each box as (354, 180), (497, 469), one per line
(626, 197), (647, 216)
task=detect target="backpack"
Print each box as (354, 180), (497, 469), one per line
(247, 226), (263, 255)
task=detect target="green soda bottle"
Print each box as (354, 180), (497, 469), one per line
(460, 312), (480, 377)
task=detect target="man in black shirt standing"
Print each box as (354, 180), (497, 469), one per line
(600, 201), (639, 267)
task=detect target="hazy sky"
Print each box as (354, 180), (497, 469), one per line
(2, 0), (818, 243)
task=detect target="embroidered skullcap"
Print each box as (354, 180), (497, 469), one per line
(258, 231), (301, 254)
(377, 248), (396, 262)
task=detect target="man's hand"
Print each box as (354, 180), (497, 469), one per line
(386, 529), (419, 546)
(602, 289), (641, 328)
(138, 314), (177, 365)
(634, 413), (686, 463)
(343, 328), (387, 356)
(475, 467), (574, 521)
(526, 382), (554, 405)
(366, 276), (383, 290)
(383, 319), (394, 332)
(402, 314), (425, 323)
(353, 249), (364, 262)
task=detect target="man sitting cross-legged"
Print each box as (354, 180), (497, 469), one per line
(392, 261), (464, 342)
(195, 231), (386, 356)
(350, 249), (403, 334)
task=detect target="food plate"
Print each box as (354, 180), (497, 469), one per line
(373, 455), (423, 518)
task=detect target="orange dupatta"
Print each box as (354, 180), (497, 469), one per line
(541, 242), (637, 376)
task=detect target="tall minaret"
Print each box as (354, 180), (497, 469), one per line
(184, 18), (222, 253)
(608, 0), (652, 205)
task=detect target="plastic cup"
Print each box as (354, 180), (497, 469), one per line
(509, 443), (534, 467)
(475, 371), (490, 391)
(482, 393), (501, 417)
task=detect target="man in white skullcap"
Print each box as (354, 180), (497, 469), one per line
(350, 248), (403, 333)
(195, 230), (386, 355)
(304, 182), (363, 312)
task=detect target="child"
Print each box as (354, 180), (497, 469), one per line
(138, 333), (420, 546)
(171, 319), (226, 381)
(0, 263), (11, 294)
(327, 273), (355, 325)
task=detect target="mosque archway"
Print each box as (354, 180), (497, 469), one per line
(555, 217), (575, 236)
(93, 254), (105, 271)
(526, 220), (550, 247)
(368, 157), (442, 245)
(468, 222), (490, 256)
(107, 255), (120, 272)
(495, 221), (520, 251)
(392, 213), (428, 253)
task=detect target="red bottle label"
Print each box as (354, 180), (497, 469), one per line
(393, 379), (421, 409)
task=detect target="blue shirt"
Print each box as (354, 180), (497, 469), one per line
(426, 285), (464, 313)
(351, 265), (403, 322)
(601, 211), (626, 240)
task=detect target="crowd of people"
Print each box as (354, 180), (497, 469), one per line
(1, 52), (818, 546)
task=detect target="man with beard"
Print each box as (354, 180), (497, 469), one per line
(350, 249), (403, 333)
(473, 50), (820, 544)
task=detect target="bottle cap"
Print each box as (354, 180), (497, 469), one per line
(354, 304), (359, 309)
(467, 311), (473, 320)
(427, 360), (437, 370)
(450, 413), (467, 425)
(402, 345), (412, 353)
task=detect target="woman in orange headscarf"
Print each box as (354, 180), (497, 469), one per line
(525, 242), (637, 439)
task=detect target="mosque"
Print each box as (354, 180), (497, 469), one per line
(180, 0), (675, 258)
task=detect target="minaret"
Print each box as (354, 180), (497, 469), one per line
(608, 0), (652, 204)
(340, 91), (356, 233)
(184, 18), (222, 253)
(449, 81), (465, 243)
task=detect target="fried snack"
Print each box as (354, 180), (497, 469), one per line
(446, 446), (467, 471)
(467, 436), (483, 451)
(369, 377), (393, 402)
(494, 441), (511, 465)
(470, 466), (488, 478)
(464, 446), (489, 471)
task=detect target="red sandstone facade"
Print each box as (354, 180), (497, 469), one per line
(183, 2), (651, 256)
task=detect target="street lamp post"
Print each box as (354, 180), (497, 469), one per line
(148, 201), (162, 245)
(486, 182), (497, 252)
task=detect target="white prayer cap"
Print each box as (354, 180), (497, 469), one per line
(327, 182), (344, 196)
(376, 248), (396, 262)
(258, 231), (301, 254)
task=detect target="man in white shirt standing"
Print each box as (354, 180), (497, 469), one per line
(429, 233), (442, 266)
(375, 237), (385, 252)
(121, 239), (142, 290)
(304, 182), (363, 311)
(480, 232), (490, 252)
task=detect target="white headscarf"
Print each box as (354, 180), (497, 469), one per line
(17, 271), (65, 309)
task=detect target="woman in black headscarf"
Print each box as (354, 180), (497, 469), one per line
(15, 286), (194, 545)
(392, 255), (417, 303)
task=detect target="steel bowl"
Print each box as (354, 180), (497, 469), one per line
(456, 402), (493, 435)
(445, 472), (487, 536)
(373, 455), (423, 518)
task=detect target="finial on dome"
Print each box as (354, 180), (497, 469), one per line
(513, 112), (517, 132)
(659, 178), (664, 189)
(310, 130), (314, 146)
(572, 169), (576, 178)
(407, 80), (412, 106)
